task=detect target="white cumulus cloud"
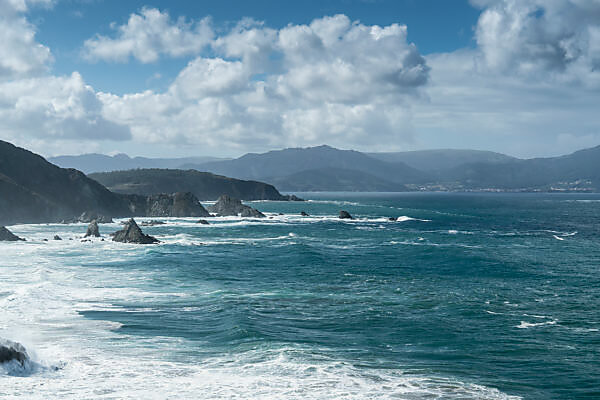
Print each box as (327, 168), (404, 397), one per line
(0, 0), (131, 156)
(83, 7), (214, 63)
(97, 14), (428, 152)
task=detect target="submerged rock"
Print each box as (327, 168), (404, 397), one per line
(196, 219), (209, 225)
(207, 195), (266, 218)
(84, 220), (100, 238)
(0, 338), (29, 366)
(0, 226), (25, 241)
(112, 218), (159, 244)
(53, 235), (62, 240)
(339, 210), (353, 219)
(300, 211), (309, 216)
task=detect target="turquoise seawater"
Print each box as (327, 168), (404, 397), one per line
(1, 193), (599, 399)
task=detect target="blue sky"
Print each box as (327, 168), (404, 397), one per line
(1, 0), (599, 158)
(32, 0), (480, 94)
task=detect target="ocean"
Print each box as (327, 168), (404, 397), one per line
(1, 193), (599, 399)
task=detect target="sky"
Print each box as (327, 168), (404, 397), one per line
(1, 0), (599, 159)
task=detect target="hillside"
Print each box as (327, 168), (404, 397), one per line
(266, 168), (407, 192)
(0, 140), (132, 225)
(440, 146), (600, 190)
(184, 145), (427, 184)
(49, 153), (228, 174)
(88, 169), (290, 201)
(367, 149), (515, 171)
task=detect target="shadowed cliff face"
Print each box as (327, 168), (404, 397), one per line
(0, 140), (132, 225)
(88, 169), (288, 201)
(0, 141), (210, 225)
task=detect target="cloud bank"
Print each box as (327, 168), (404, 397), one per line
(1, 1), (599, 157)
(0, 0), (131, 155)
(97, 13), (429, 151)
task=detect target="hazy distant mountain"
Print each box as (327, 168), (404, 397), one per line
(367, 149), (515, 171)
(49, 153), (229, 174)
(89, 169), (291, 201)
(442, 145), (600, 190)
(47, 144), (600, 193)
(185, 145), (427, 184)
(266, 168), (408, 192)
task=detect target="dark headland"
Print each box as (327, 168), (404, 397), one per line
(0, 140), (297, 226)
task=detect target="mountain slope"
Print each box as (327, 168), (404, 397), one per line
(88, 169), (290, 200)
(0, 140), (132, 224)
(367, 149), (516, 171)
(442, 145), (600, 190)
(49, 153), (229, 174)
(185, 145), (427, 184)
(266, 168), (408, 192)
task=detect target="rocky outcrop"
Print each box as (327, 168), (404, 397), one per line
(207, 195), (266, 218)
(127, 192), (210, 218)
(112, 218), (159, 244)
(339, 210), (353, 219)
(300, 211), (309, 216)
(53, 235), (62, 240)
(282, 194), (304, 201)
(0, 226), (25, 241)
(140, 220), (165, 226)
(77, 211), (113, 224)
(0, 338), (29, 366)
(84, 221), (100, 237)
(197, 219), (209, 225)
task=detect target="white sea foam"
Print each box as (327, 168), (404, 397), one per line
(516, 320), (557, 329)
(0, 222), (520, 400)
(396, 216), (431, 222)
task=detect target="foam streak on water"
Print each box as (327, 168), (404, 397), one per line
(2, 193), (600, 399)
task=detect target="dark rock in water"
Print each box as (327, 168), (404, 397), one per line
(0, 226), (25, 241)
(196, 219), (209, 225)
(53, 235), (62, 240)
(282, 194), (304, 201)
(84, 220), (100, 238)
(339, 210), (353, 219)
(78, 211), (113, 224)
(144, 192), (210, 217)
(140, 220), (165, 227)
(240, 207), (266, 218)
(43, 239), (48, 242)
(112, 218), (159, 244)
(0, 338), (29, 366)
(60, 212), (113, 224)
(300, 211), (309, 216)
(388, 217), (396, 221)
(207, 195), (266, 218)
(278, 213), (284, 216)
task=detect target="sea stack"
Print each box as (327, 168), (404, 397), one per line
(84, 220), (100, 238)
(339, 210), (353, 219)
(207, 195), (266, 218)
(112, 218), (159, 244)
(0, 227), (25, 241)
